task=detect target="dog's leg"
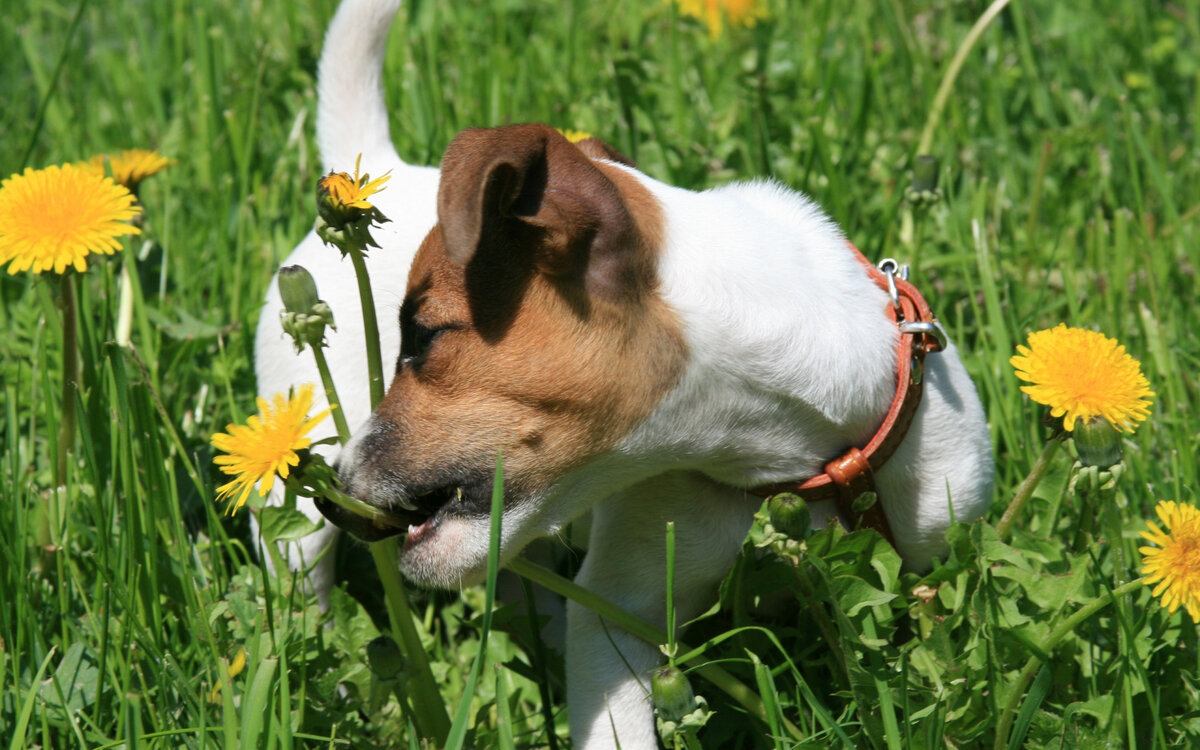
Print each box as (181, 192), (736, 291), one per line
(567, 473), (755, 750)
(874, 342), (994, 568)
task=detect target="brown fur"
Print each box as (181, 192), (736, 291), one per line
(363, 125), (686, 509)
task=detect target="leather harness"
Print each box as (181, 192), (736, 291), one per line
(748, 244), (946, 546)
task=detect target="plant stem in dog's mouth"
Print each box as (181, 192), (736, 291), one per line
(321, 486), (407, 531)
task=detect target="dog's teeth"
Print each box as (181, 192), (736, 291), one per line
(454, 486), (464, 503)
(395, 497), (418, 512)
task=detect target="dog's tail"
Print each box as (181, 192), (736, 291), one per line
(316, 0), (404, 172)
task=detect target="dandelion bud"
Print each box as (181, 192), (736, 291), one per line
(651, 665), (696, 724)
(767, 492), (811, 540)
(278, 265), (321, 314)
(1073, 416), (1122, 468)
(278, 265), (334, 352)
(905, 154), (942, 208)
(366, 635), (407, 682)
(912, 154), (940, 193)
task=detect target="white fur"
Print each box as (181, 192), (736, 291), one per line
(258, 2), (994, 748)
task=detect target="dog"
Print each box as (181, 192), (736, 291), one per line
(259, 1), (994, 747)
(329, 130), (994, 747)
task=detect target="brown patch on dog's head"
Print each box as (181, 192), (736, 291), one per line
(336, 125), (685, 563)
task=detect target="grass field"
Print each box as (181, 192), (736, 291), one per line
(3, 0), (1199, 746)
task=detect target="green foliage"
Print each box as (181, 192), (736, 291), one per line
(3, 0), (1199, 747)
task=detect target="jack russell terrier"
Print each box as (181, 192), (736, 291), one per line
(256, 1), (994, 748)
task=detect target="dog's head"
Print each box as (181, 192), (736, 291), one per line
(331, 124), (687, 587)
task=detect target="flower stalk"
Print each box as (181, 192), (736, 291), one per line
(278, 265), (350, 442)
(348, 249), (385, 408)
(55, 273), (79, 487)
(308, 157), (450, 742)
(995, 433), (1065, 541)
(370, 541), (451, 741)
(310, 347), (351, 444)
(314, 155), (391, 408)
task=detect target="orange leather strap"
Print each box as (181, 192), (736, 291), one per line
(749, 244), (944, 546)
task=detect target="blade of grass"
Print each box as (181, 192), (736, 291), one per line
(494, 664), (517, 750)
(1006, 663), (1051, 750)
(8, 647), (58, 750)
(444, 452), (504, 750)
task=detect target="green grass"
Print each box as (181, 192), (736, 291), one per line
(3, 0), (1200, 746)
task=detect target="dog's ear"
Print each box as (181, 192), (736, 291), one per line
(572, 137), (636, 168)
(436, 124), (641, 300)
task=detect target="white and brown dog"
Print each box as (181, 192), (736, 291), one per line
(328, 123), (994, 747)
(258, 1), (994, 748)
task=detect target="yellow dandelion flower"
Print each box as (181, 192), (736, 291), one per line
(674, 0), (768, 39)
(210, 383), (330, 514)
(1010, 324), (1154, 433)
(1140, 500), (1200, 624)
(106, 149), (175, 191)
(318, 153), (391, 212)
(69, 155), (107, 178)
(0, 164), (141, 275)
(558, 128), (594, 143)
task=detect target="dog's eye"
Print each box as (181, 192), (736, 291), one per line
(400, 321), (449, 366)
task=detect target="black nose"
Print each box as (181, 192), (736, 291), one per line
(314, 496), (405, 542)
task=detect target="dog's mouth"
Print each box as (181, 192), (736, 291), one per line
(316, 482), (486, 544)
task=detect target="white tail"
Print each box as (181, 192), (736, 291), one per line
(316, 0), (404, 171)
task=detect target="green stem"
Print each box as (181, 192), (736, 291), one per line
(346, 248), (385, 409)
(996, 434), (1065, 541)
(334, 233), (447, 741)
(309, 345), (351, 444)
(370, 540), (452, 742)
(56, 273), (79, 487)
(916, 0), (1014, 156)
(1071, 476), (1100, 553)
(665, 521), (677, 661)
(993, 579), (1143, 750)
(1102, 484), (1128, 582)
(315, 485), (402, 529)
(506, 556), (803, 741)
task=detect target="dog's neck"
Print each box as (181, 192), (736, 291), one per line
(615, 174), (899, 489)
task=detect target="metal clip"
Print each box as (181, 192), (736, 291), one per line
(877, 258), (910, 312)
(899, 320), (949, 352)
(877, 258), (910, 281)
